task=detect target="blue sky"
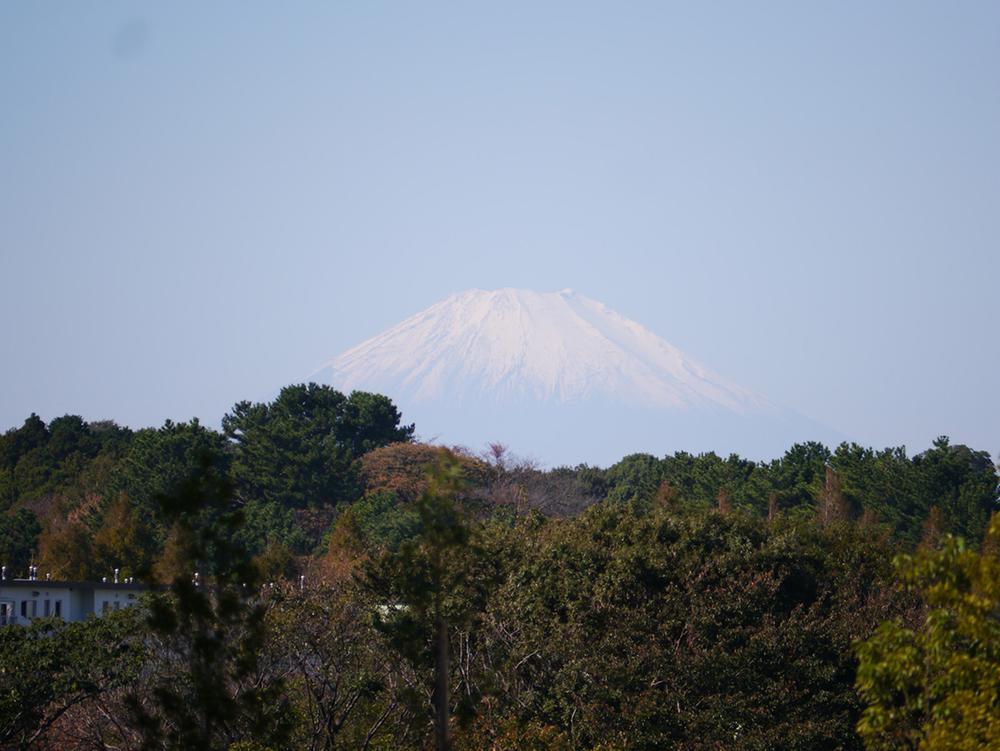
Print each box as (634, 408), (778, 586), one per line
(2, 2), (998, 458)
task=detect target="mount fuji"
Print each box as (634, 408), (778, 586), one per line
(312, 289), (841, 465)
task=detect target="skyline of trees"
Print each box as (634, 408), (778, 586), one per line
(0, 384), (997, 583)
(0, 390), (997, 749)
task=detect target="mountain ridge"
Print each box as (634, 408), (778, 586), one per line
(311, 288), (842, 464)
(318, 288), (771, 413)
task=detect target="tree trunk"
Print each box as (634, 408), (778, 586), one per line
(432, 604), (450, 751)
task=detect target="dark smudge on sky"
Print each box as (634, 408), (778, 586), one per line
(111, 18), (150, 61)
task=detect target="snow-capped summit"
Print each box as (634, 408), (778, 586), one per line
(318, 288), (767, 413)
(312, 288), (839, 464)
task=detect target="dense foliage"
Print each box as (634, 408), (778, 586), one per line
(223, 385), (414, 509)
(0, 387), (997, 749)
(0, 385), (415, 581)
(855, 515), (1000, 751)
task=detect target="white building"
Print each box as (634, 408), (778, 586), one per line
(0, 571), (148, 626)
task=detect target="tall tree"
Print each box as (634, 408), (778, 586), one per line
(126, 448), (294, 751)
(112, 419), (229, 528)
(223, 384), (413, 509)
(366, 450), (477, 751)
(912, 437), (998, 544)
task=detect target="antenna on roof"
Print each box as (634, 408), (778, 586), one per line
(114, 568), (120, 584)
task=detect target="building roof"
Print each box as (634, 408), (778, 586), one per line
(0, 579), (151, 592)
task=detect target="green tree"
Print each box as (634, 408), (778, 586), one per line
(0, 415), (49, 512)
(911, 437), (997, 544)
(0, 608), (145, 749)
(603, 453), (664, 507)
(112, 419), (230, 526)
(468, 505), (904, 750)
(232, 499), (310, 558)
(343, 490), (423, 553)
(0, 508), (41, 574)
(770, 441), (832, 512)
(0, 414), (132, 513)
(855, 513), (1000, 751)
(223, 384), (413, 509)
(126, 449), (294, 751)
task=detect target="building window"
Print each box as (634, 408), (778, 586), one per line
(102, 601), (110, 613)
(54, 600), (62, 618)
(43, 600), (50, 617)
(30, 601), (37, 618)
(20, 601), (27, 618)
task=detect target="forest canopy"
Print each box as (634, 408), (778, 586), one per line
(0, 384), (997, 749)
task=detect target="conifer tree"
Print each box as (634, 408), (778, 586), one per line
(127, 449), (293, 750)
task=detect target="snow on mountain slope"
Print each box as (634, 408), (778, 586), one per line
(317, 288), (770, 414)
(310, 288), (842, 464)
